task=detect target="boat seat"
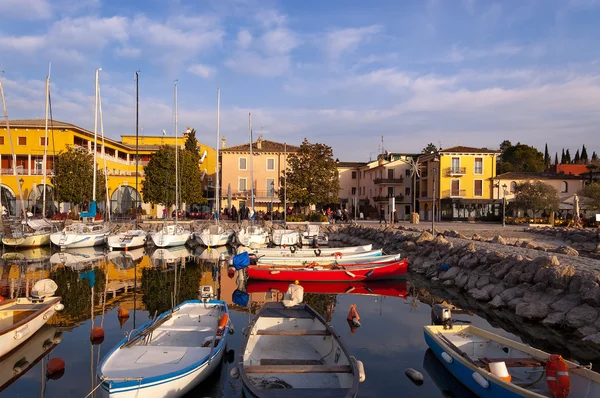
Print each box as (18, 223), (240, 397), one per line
(245, 364), (352, 374)
(255, 329), (330, 336)
(160, 326), (213, 332)
(261, 359), (323, 365)
(478, 357), (544, 368)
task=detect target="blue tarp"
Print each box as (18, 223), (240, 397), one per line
(80, 200), (97, 218)
(232, 289), (249, 307)
(232, 252), (250, 270)
(79, 269), (96, 288)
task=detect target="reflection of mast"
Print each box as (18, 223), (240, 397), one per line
(133, 254), (137, 329)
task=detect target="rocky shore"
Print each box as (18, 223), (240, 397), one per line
(329, 224), (600, 361)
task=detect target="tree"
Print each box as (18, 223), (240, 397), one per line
(497, 143), (545, 173)
(574, 149), (581, 164)
(51, 146), (106, 209)
(579, 182), (600, 211)
(499, 140), (512, 154)
(514, 181), (559, 217)
(142, 145), (206, 208)
(184, 128), (199, 155)
(581, 145), (589, 163)
(592, 152), (599, 162)
(561, 148), (566, 164)
(565, 149), (572, 164)
(544, 143), (550, 168)
(554, 152), (559, 166)
(422, 143), (439, 155)
(281, 139), (340, 212)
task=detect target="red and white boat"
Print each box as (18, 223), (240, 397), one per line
(247, 259), (408, 282)
(246, 280), (408, 298)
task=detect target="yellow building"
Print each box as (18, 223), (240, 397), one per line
(219, 137), (299, 217)
(418, 146), (500, 222)
(0, 120), (216, 218)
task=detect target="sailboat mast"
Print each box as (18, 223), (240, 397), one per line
(215, 88), (220, 225)
(92, 69), (100, 202)
(135, 71), (139, 229)
(98, 80), (110, 221)
(42, 63), (51, 216)
(284, 142), (287, 225)
(174, 81), (178, 224)
(249, 113), (254, 223)
(0, 79), (26, 217)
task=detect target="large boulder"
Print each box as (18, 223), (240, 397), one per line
(516, 302), (549, 320)
(533, 265), (575, 290)
(500, 285), (528, 302)
(491, 235), (507, 245)
(492, 260), (517, 279)
(416, 231), (434, 244)
(580, 280), (600, 307)
(542, 312), (565, 327)
(565, 304), (599, 329)
(466, 274), (480, 290)
(468, 288), (491, 301)
(441, 266), (461, 281)
(458, 254), (479, 269)
(556, 245), (579, 256)
(550, 294), (581, 313)
(476, 275), (490, 289)
(433, 234), (449, 245)
(489, 295), (505, 309)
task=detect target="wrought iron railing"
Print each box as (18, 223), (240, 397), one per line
(374, 177), (404, 184)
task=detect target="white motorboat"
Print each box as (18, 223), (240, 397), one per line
(195, 225), (233, 247)
(0, 279), (64, 358)
(236, 226), (269, 247)
(240, 301), (364, 397)
(49, 247), (107, 269)
(149, 224), (191, 248)
(50, 222), (109, 250)
(98, 300), (230, 397)
(300, 224), (329, 247)
(271, 229), (300, 246)
(249, 244), (373, 257)
(107, 229), (147, 250)
(2, 219), (54, 248)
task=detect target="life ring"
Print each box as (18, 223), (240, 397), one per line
(290, 246), (296, 254)
(546, 354), (570, 398)
(314, 248), (322, 257)
(334, 252), (343, 259)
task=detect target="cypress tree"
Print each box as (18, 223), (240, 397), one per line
(554, 152), (559, 166)
(566, 149), (572, 163)
(581, 145), (589, 163)
(561, 148), (566, 164)
(544, 143), (550, 168)
(592, 151), (599, 162)
(574, 149), (580, 164)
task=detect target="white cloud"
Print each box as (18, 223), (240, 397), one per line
(255, 9), (288, 28)
(323, 25), (382, 60)
(114, 46), (141, 58)
(237, 29), (253, 49)
(0, 0), (52, 20)
(224, 52), (291, 76)
(187, 64), (215, 79)
(448, 43), (524, 62)
(262, 28), (300, 54)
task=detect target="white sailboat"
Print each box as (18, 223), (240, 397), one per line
(50, 68), (110, 250)
(236, 225), (269, 247)
(270, 229), (300, 246)
(149, 81), (191, 248)
(195, 88), (233, 247)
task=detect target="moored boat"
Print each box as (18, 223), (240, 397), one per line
(195, 225), (233, 247)
(107, 229), (147, 250)
(270, 229), (300, 246)
(247, 244), (373, 257)
(246, 280), (408, 298)
(240, 301), (364, 397)
(424, 323), (600, 398)
(50, 222), (109, 250)
(0, 279), (64, 357)
(149, 224), (191, 248)
(247, 258), (408, 282)
(2, 219), (54, 248)
(252, 254), (402, 269)
(98, 299), (230, 397)
(300, 224), (329, 247)
(255, 249), (383, 265)
(236, 226), (269, 247)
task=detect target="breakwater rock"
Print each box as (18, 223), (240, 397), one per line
(330, 225), (600, 360)
(525, 226), (600, 255)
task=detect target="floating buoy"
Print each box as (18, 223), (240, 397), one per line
(118, 307), (130, 318)
(227, 267), (235, 278)
(0, 296), (4, 303)
(405, 368), (424, 386)
(90, 327), (105, 345)
(230, 367), (240, 379)
(347, 304), (361, 328)
(46, 357), (66, 380)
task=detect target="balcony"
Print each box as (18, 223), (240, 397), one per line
(374, 177), (404, 185)
(222, 190), (280, 202)
(442, 189), (467, 198)
(445, 167), (467, 176)
(373, 194), (404, 203)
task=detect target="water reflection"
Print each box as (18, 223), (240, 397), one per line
(422, 348), (477, 398)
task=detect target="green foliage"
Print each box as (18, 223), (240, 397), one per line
(554, 152), (559, 166)
(581, 145), (589, 163)
(286, 215), (305, 222)
(142, 145), (206, 207)
(499, 140), (512, 154)
(579, 182), (600, 211)
(565, 149), (572, 163)
(51, 146), (106, 206)
(592, 152), (599, 162)
(561, 148), (566, 164)
(544, 143), (550, 168)
(497, 143), (545, 173)
(574, 149), (581, 164)
(307, 213), (328, 222)
(422, 143), (439, 155)
(281, 139), (340, 210)
(514, 181), (559, 215)
(184, 128), (200, 155)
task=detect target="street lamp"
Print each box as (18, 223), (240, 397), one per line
(270, 180), (274, 222)
(502, 183), (508, 227)
(431, 157), (439, 235)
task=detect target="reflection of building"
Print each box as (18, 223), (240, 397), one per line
(0, 120), (216, 217)
(218, 267), (279, 308)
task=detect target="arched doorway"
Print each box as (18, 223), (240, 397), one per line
(111, 186), (141, 218)
(0, 184), (16, 216)
(27, 184), (58, 216)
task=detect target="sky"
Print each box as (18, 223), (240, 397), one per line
(1, 0), (600, 162)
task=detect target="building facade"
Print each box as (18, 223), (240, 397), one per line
(492, 172), (585, 202)
(0, 119), (216, 218)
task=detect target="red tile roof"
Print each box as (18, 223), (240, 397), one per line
(440, 146), (500, 154)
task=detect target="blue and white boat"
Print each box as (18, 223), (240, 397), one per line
(424, 324), (600, 398)
(256, 249), (383, 265)
(98, 300), (230, 398)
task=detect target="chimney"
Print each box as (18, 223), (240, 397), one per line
(221, 137), (226, 149)
(256, 136), (263, 150)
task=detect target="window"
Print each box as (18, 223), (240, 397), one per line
(267, 179), (275, 197)
(351, 187), (357, 195)
(239, 178), (247, 191)
(405, 169), (411, 177)
(474, 157), (483, 174)
(388, 169), (394, 179)
(266, 158), (275, 171)
(560, 181), (568, 193)
(405, 187), (410, 196)
(387, 187), (394, 196)
(510, 181), (517, 193)
(451, 157), (460, 172)
(239, 157), (247, 170)
(18, 137), (26, 145)
(0, 136), (4, 145)
(474, 180), (483, 196)
(40, 137), (47, 146)
(451, 180), (460, 196)
(351, 171), (357, 179)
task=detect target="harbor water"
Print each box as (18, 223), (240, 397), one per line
(0, 244), (573, 397)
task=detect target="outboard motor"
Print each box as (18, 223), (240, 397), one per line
(431, 304), (453, 329)
(312, 235), (319, 248)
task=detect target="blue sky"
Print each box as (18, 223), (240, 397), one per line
(1, 0), (600, 161)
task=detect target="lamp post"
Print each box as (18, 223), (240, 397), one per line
(270, 180), (274, 222)
(431, 157), (439, 235)
(502, 183), (507, 227)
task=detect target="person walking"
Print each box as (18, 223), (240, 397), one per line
(379, 206), (385, 224)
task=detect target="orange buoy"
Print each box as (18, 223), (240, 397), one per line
(546, 354), (570, 398)
(90, 327), (105, 345)
(46, 357), (65, 380)
(118, 306), (130, 318)
(217, 313), (229, 336)
(347, 304), (360, 321)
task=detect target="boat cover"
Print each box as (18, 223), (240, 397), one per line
(283, 284), (304, 307)
(31, 279), (58, 298)
(27, 218), (52, 230)
(232, 252), (250, 270)
(232, 289), (249, 307)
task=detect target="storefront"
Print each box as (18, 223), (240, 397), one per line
(440, 198), (502, 222)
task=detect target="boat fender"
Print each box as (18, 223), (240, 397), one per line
(270, 270), (280, 274)
(405, 368), (423, 386)
(216, 313), (229, 336)
(13, 358), (30, 375)
(43, 338), (54, 350)
(472, 372), (489, 388)
(53, 331), (64, 344)
(334, 252), (343, 259)
(546, 354), (570, 398)
(356, 359), (366, 383)
(290, 246), (296, 253)
(14, 325), (30, 340)
(118, 306), (130, 318)
(365, 270), (374, 278)
(54, 303), (65, 311)
(441, 352), (453, 364)
(345, 270), (356, 278)
(43, 309), (55, 320)
(314, 248), (322, 257)
(46, 357), (65, 380)
(230, 367), (240, 379)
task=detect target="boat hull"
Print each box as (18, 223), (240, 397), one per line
(2, 233), (51, 248)
(256, 250), (383, 265)
(150, 232), (191, 248)
(247, 259), (408, 282)
(107, 231), (147, 250)
(50, 231), (108, 249)
(196, 232), (232, 247)
(246, 280), (407, 298)
(249, 244), (373, 257)
(270, 230), (300, 246)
